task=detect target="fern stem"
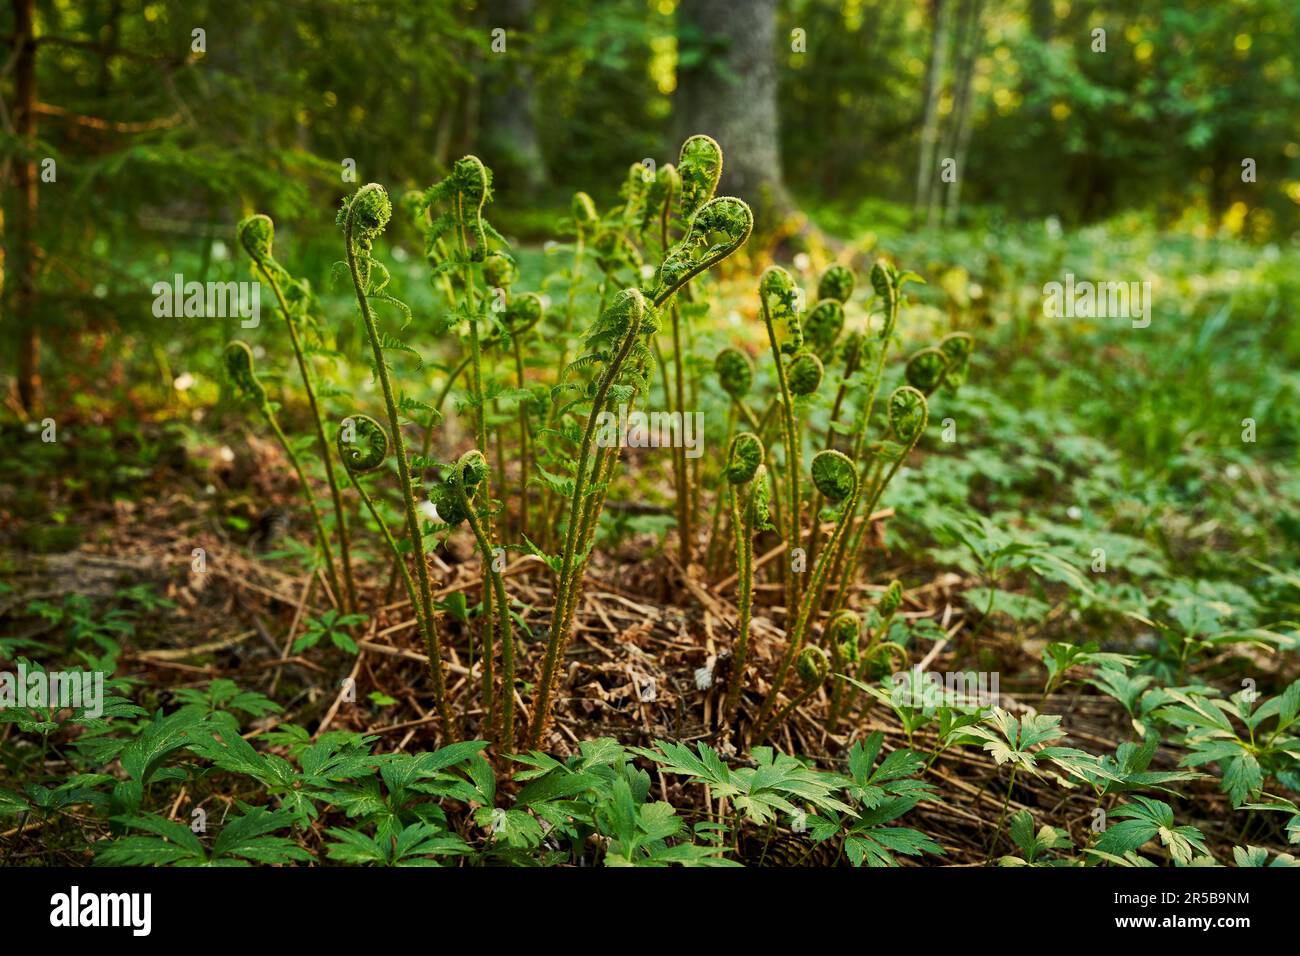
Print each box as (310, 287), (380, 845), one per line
(343, 195), (454, 741)
(257, 263), (357, 615)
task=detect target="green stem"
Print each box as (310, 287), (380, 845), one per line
(725, 480), (756, 722)
(761, 307), (802, 619)
(756, 473), (863, 730)
(344, 206), (454, 741)
(260, 406), (345, 613)
(527, 303), (644, 749)
(257, 263), (356, 614)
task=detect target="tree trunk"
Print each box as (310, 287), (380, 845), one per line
(479, 0), (547, 196)
(9, 0), (40, 412)
(942, 0), (984, 227)
(913, 0), (954, 226)
(675, 0), (792, 234)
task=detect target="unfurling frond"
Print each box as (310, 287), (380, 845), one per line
(502, 292), (544, 336)
(787, 352), (824, 396)
(714, 347), (753, 399)
(758, 265), (803, 354)
(237, 214), (275, 266)
(878, 579), (904, 616)
(641, 163), (680, 235)
(677, 134), (723, 220)
(337, 415), (389, 473)
(483, 251), (518, 289)
(805, 299), (845, 357)
(338, 182), (393, 245)
(224, 341), (266, 406)
(796, 646), (831, 685)
(810, 449), (857, 503)
(725, 432), (764, 485)
(828, 609), (862, 663)
(818, 264), (856, 303)
(650, 197), (752, 306)
(888, 386), (929, 444)
(572, 191), (598, 227)
(938, 332), (975, 391)
(905, 347), (950, 396)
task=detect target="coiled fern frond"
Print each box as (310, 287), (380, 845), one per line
(818, 264), (856, 304)
(725, 431), (764, 485)
(787, 352), (824, 396)
(888, 385), (930, 443)
(337, 414), (389, 473)
(904, 347), (950, 397)
(650, 197), (752, 307)
(759, 265), (803, 355)
(483, 251), (518, 289)
(938, 332), (975, 391)
(805, 299), (845, 357)
(810, 449), (857, 503)
(224, 340), (266, 407)
(715, 347), (754, 400)
(677, 133), (723, 221)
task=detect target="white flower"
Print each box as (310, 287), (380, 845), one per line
(418, 499), (443, 524)
(173, 372), (196, 391)
(1067, 505), (1083, 520)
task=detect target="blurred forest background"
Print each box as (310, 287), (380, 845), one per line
(2, 0), (1298, 412)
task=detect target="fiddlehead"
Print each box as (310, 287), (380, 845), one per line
(620, 161), (652, 228)
(236, 213), (276, 268)
(889, 384), (930, 445)
(715, 347), (753, 401)
(905, 347), (951, 397)
(446, 155), (492, 260)
(725, 431), (764, 485)
(805, 299), (845, 358)
(572, 191), (598, 228)
(787, 352), (825, 397)
(724, 432), (764, 722)
(337, 414), (389, 473)
(483, 251), (518, 290)
(757, 449), (862, 730)
(761, 265), (804, 355)
(677, 134), (723, 221)
(758, 265), (807, 616)
(825, 609), (861, 728)
(938, 331), (975, 391)
(757, 645), (830, 741)
(640, 162), (680, 239)
(649, 196), (753, 308)
(810, 448), (858, 503)
(443, 449), (514, 745)
(224, 341), (266, 407)
(818, 265), (856, 304)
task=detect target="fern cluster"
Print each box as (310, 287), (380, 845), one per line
(224, 135), (974, 751)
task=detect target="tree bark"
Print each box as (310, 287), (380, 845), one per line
(9, 0), (40, 412)
(675, 0), (792, 234)
(479, 0), (547, 196)
(913, 0), (954, 226)
(942, 0), (984, 226)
